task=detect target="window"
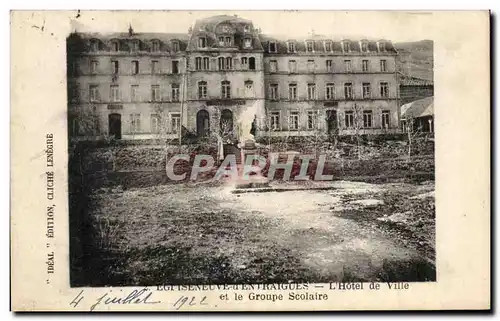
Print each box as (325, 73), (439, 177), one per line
(269, 42), (277, 53)
(326, 83), (335, 100)
(130, 113), (141, 133)
(269, 60), (278, 72)
(363, 110), (373, 128)
(90, 40), (99, 52)
(195, 57), (202, 70)
(326, 60), (333, 72)
(130, 40), (139, 52)
(287, 41), (296, 53)
(244, 80), (254, 98)
(270, 111), (280, 130)
(198, 81), (207, 99)
(131, 60), (139, 74)
(151, 41), (160, 52)
(269, 84), (278, 100)
(306, 41), (314, 52)
(241, 57), (248, 70)
(89, 85), (99, 102)
(380, 82), (389, 98)
(170, 113), (181, 133)
(172, 60), (179, 74)
(379, 42), (386, 52)
(151, 85), (160, 102)
(226, 57), (233, 70)
(171, 84), (180, 102)
(288, 60), (297, 73)
(344, 83), (353, 99)
(362, 83), (371, 99)
(198, 37), (206, 48)
(171, 41), (179, 52)
(289, 111), (299, 130)
(344, 60), (351, 73)
(218, 36), (225, 46)
(151, 114), (160, 134)
(380, 59), (387, 72)
(110, 85), (120, 102)
(218, 57), (225, 70)
(307, 83), (316, 100)
(224, 36), (232, 46)
(111, 61), (119, 74)
(361, 41), (369, 53)
(151, 60), (159, 74)
(203, 57), (210, 70)
(382, 110), (390, 129)
(131, 85), (139, 102)
(243, 25), (250, 32)
(344, 111), (354, 128)
(221, 81), (231, 99)
(362, 60), (369, 72)
(90, 60), (98, 74)
(307, 60), (315, 72)
(288, 84), (297, 100)
(307, 111), (317, 130)
(343, 41), (350, 52)
(324, 41), (332, 52)
(249, 57), (256, 70)
(244, 38), (252, 48)
(111, 41), (119, 52)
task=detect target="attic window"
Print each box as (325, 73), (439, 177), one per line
(198, 37), (207, 48)
(379, 41), (387, 52)
(269, 42), (277, 53)
(287, 41), (296, 53)
(306, 41), (314, 52)
(111, 41), (119, 52)
(90, 39), (99, 52)
(171, 41), (180, 52)
(244, 38), (252, 48)
(151, 40), (160, 52)
(343, 41), (350, 53)
(130, 40), (139, 52)
(361, 41), (369, 53)
(243, 25), (250, 32)
(324, 41), (332, 52)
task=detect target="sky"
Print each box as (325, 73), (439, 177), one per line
(68, 10), (435, 42)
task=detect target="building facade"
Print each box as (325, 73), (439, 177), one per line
(67, 15), (401, 142)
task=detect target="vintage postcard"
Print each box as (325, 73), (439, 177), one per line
(11, 10), (490, 311)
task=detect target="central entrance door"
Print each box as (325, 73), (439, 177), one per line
(108, 113), (122, 139)
(326, 110), (338, 135)
(220, 109), (234, 135)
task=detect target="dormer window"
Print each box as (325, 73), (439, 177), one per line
(171, 41), (179, 52)
(90, 39), (99, 52)
(225, 36), (232, 46)
(244, 38), (252, 49)
(306, 41), (314, 53)
(324, 41), (332, 52)
(218, 36), (225, 46)
(287, 41), (296, 53)
(343, 41), (350, 53)
(269, 42), (277, 53)
(151, 40), (160, 52)
(378, 41), (387, 52)
(243, 25), (250, 33)
(361, 41), (369, 53)
(130, 40), (139, 52)
(198, 37), (207, 48)
(111, 40), (119, 52)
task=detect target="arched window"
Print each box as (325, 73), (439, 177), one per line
(249, 57), (256, 70)
(221, 81), (231, 99)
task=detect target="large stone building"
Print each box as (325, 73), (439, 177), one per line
(66, 15), (401, 142)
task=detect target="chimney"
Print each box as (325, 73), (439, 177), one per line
(128, 24), (134, 36)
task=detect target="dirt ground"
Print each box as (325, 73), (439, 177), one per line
(77, 180), (435, 286)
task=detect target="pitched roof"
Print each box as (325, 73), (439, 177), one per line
(399, 73), (434, 86)
(401, 96), (434, 119)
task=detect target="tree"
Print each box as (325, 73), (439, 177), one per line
(404, 115), (425, 158)
(352, 103), (365, 159)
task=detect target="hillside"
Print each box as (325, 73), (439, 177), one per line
(394, 40), (434, 81)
